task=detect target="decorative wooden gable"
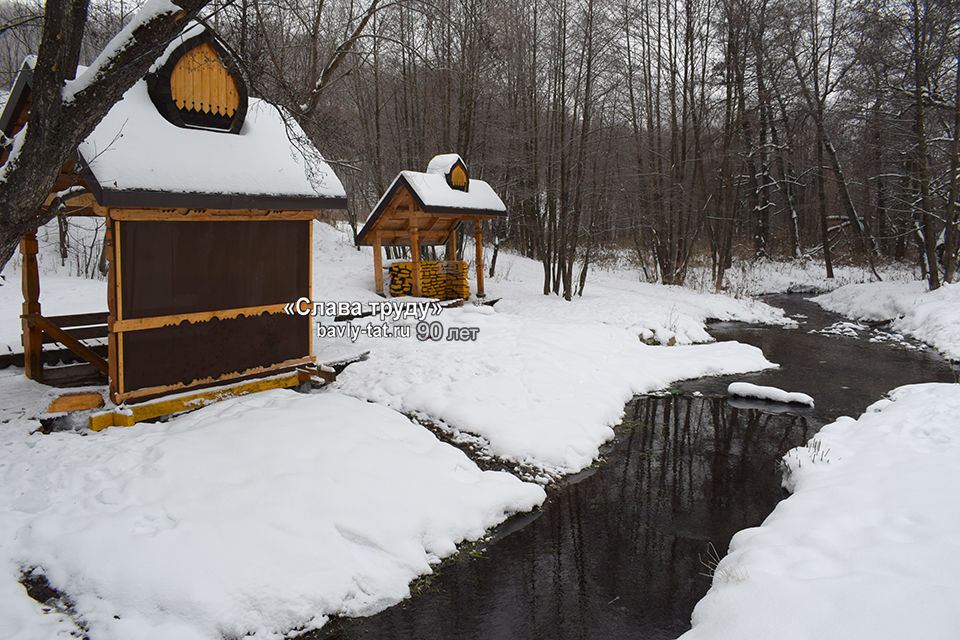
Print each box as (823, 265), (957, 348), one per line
(447, 158), (469, 191)
(147, 30), (248, 133)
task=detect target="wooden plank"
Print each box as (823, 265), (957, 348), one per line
(114, 356), (315, 403)
(42, 325), (107, 344)
(46, 392), (105, 414)
(47, 312), (109, 327)
(475, 219), (485, 298)
(411, 228), (421, 298)
(112, 303), (289, 333)
(110, 208), (319, 221)
(29, 314), (109, 374)
(308, 219), (314, 359)
(90, 371), (304, 431)
(20, 231), (42, 380)
(106, 216), (119, 403)
(372, 230), (385, 296)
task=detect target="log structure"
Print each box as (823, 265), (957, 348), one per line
(0, 23), (347, 416)
(356, 154), (506, 299)
(389, 261), (470, 299)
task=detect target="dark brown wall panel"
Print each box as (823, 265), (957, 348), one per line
(119, 220), (309, 319)
(121, 314), (309, 392)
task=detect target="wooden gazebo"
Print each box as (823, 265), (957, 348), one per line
(0, 25), (347, 426)
(356, 155), (506, 299)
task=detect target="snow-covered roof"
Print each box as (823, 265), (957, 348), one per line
(0, 26), (347, 211)
(76, 78), (347, 209)
(356, 158), (506, 245)
(425, 153), (463, 176)
(398, 170), (505, 213)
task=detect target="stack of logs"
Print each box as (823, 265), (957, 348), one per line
(389, 260), (469, 300)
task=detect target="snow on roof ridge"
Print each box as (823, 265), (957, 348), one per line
(149, 20), (208, 73)
(425, 153), (464, 176)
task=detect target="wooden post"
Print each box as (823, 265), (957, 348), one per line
(373, 230), (385, 296)
(447, 227), (458, 262)
(106, 216), (120, 403)
(20, 230), (42, 380)
(410, 228), (421, 298)
(474, 219), (485, 298)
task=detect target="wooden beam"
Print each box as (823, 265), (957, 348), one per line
(51, 192), (107, 216)
(475, 219), (485, 298)
(46, 392), (105, 414)
(20, 231), (42, 380)
(447, 227), (458, 261)
(114, 356), (315, 403)
(106, 216), (120, 403)
(112, 303), (289, 333)
(28, 314), (108, 374)
(46, 312), (109, 327)
(411, 227), (421, 297)
(90, 371), (306, 431)
(109, 208), (319, 221)
(373, 230), (385, 296)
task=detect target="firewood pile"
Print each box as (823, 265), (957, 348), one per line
(389, 261), (469, 300)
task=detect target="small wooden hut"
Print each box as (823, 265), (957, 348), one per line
(0, 25), (347, 424)
(356, 155), (506, 299)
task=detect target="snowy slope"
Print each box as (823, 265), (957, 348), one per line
(681, 383), (960, 640)
(813, 281), (960, 360)
(312, 223), (784, 476)
(0, 391), (544, 639)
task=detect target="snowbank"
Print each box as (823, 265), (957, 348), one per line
(813, 281), (960, 360)
(727, 382), (814, 406)
(0, 391), (544, 639)
(682, 383), (960, 640)
(312, 223), (785, 477)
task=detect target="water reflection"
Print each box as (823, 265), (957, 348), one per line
(320, 396), (813, 640)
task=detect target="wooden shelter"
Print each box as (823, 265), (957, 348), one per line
(0, 25), (347, 420)
(356, 155), (506, 299)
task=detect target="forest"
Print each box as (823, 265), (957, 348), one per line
(2, 0), (959, 297)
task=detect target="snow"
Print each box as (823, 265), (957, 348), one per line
(0, 390), (544, 639)
(309, 223), (788, 477)
(813, 281), (960, 360)
(683, 257), (917, 296)
(78, 79), (346, 200)
(681, 383), (960, 640)
(397, 170), (505, 213)
(0, 221), (801, 638)
(425, 153), (463, 175)
(63, 0), (182, 102)
(727, 381), (815, 407)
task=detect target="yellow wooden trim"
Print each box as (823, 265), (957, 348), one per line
(450, 164), (468, 189)
(90, 371), (304, 431)
(170, 42), (239, 118)
(47, 392), (105, 414)
(113, 303), (288, 333)
(114, 356), (316, 403)
(109, 208), (320, 221)
(308, 219), (314, 358)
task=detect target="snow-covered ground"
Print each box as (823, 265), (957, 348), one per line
(0, 220), (797, 639)
(813, 281), (960, 361)
(311, 222), (787, 477)
(685, 257), (916, 296)
(682, 383), (960, 640)
(0, 387), (543, 639)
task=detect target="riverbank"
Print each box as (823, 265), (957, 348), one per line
(0, 222), (792, 639)
(682, 383), (960, 640)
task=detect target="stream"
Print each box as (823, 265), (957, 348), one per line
(316, 295), (958, 640)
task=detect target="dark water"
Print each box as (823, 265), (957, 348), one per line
(681, 294), (959, 422)
(317, 295), (957, 640)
